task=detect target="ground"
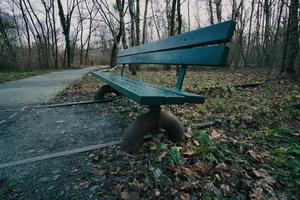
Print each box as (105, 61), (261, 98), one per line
(0, 67), (299, 199)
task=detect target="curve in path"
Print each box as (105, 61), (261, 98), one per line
(0, 67), (98, 109)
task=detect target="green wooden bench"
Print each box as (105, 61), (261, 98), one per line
(92, 20), (235, 153)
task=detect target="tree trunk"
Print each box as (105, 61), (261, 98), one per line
(26, 0), (49, 68)
(142, 0), (149, 44)
(244, 0), (255, 67)
(283, 0), (299, 74)
(116, 0), (128, 49)
(77, 1), (84, 66)
(215, 0), (222, 23)
(150, 0), (161, 39)
(165, 0), (177, 71)
(52, 0), (58, 69)
(128, 0), (137, 75)
(208, 0), (214, 25)
(169, 0), (177, 36)
(57, 0), (76, 68)
(135, 0), (140, 46)
(263, 0), (271, 67)
(272, 0), (284, 68)
(255, 2), (262, 67)
(176, 0), (182, 75)
(19, 0), (32, 69)
(187, 0), (190, 31)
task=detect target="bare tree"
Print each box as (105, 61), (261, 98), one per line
(271, 0), (285, 68)
(215, 0), (222, 23)
(150, 0), (161, 39)
(208, 0), (214, 25)
(261, 0), (274, 68)
(51, 0), (58, 68)
(12, 0), (32, 68)
(93, 0), (124, 67)
(77, 0), (85, 65)
(169, 0), (177, 36)
(142, 0), (149, 44)
(116, 0), (127, 49)
(244, 0), (256, 67)
(177, 0), (182, 34)
(57, 0), (78, 68)
(0, 12), (16, 62)
(281, 0), (299, 74)
(135, 0), (140, 45)
(128, 0), (137, 74)
(187, 0), (190, 31)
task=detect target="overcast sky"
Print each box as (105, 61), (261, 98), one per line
(0, 0), (254, 45)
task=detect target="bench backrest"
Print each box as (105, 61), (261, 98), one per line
(117, 20), (235, 66)
(117, 20), (236, 90)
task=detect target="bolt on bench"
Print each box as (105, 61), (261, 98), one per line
(92, 20), (236, 153)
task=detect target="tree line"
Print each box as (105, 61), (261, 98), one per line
(0, 0), (299, 76)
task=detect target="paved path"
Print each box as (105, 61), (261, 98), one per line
(0, 67), (129, 199)
(0, 67), (97, 109)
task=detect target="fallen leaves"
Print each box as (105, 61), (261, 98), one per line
(210, 129), (222, 139)
(175, 166), (196, 176)
(215, 163), (237, 178)
(250, 187), (264, 200)
(65, 69), (299, 199)
(175, 162), (210, 176)
(88, 153), (99, 161)
(252, 168), (267, 178)
(154, 188), (160, 197)
(248, 150), (263, 162)
(121, 191), (139, 200)
(220, 184), (230, 195)
(179, 192), (190, 200)
(182, 149), (196, 157)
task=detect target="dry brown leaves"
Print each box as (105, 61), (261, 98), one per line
(175, 162), (210, 176)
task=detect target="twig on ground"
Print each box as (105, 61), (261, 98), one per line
(194, 121), (215, 129)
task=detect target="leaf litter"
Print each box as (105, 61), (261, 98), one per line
(59, 68), (299, 199)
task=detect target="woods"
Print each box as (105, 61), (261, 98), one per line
(1, 1), (300, 199)
(0, 0), (299, 76)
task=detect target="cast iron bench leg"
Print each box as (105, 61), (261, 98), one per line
(94, 84), (121, 100)
(122, 106), (185, 153)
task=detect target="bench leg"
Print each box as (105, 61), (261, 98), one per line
(122, 106), (185, 153)
(160, 110), (185, 142)
(94, 85), (121, 100)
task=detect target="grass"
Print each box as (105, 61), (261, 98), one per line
(0, 71), (46, 83)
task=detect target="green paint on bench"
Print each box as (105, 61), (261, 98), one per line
(92, 72), (205, 105)
(93, 20), (235, 106)
(118, 46), (229, 66)
(118, 20), (235, 57)
(116, 75), (205, 104)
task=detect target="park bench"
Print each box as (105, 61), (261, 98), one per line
(92, 20), (235, 153)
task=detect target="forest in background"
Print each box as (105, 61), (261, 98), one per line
(0, 0), (299, 77)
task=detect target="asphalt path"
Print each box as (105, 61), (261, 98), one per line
(0, 67), (98, 108)
(0, 67), (97, 125)
(0, 66), (130, 199)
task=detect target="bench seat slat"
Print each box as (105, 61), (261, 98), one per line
(118, 46), (228, 66)
(92, 72), (204, 105)
(118, 20), (235, 57)
(93, 72), (184, 105)
(121, 76), (204, 104)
